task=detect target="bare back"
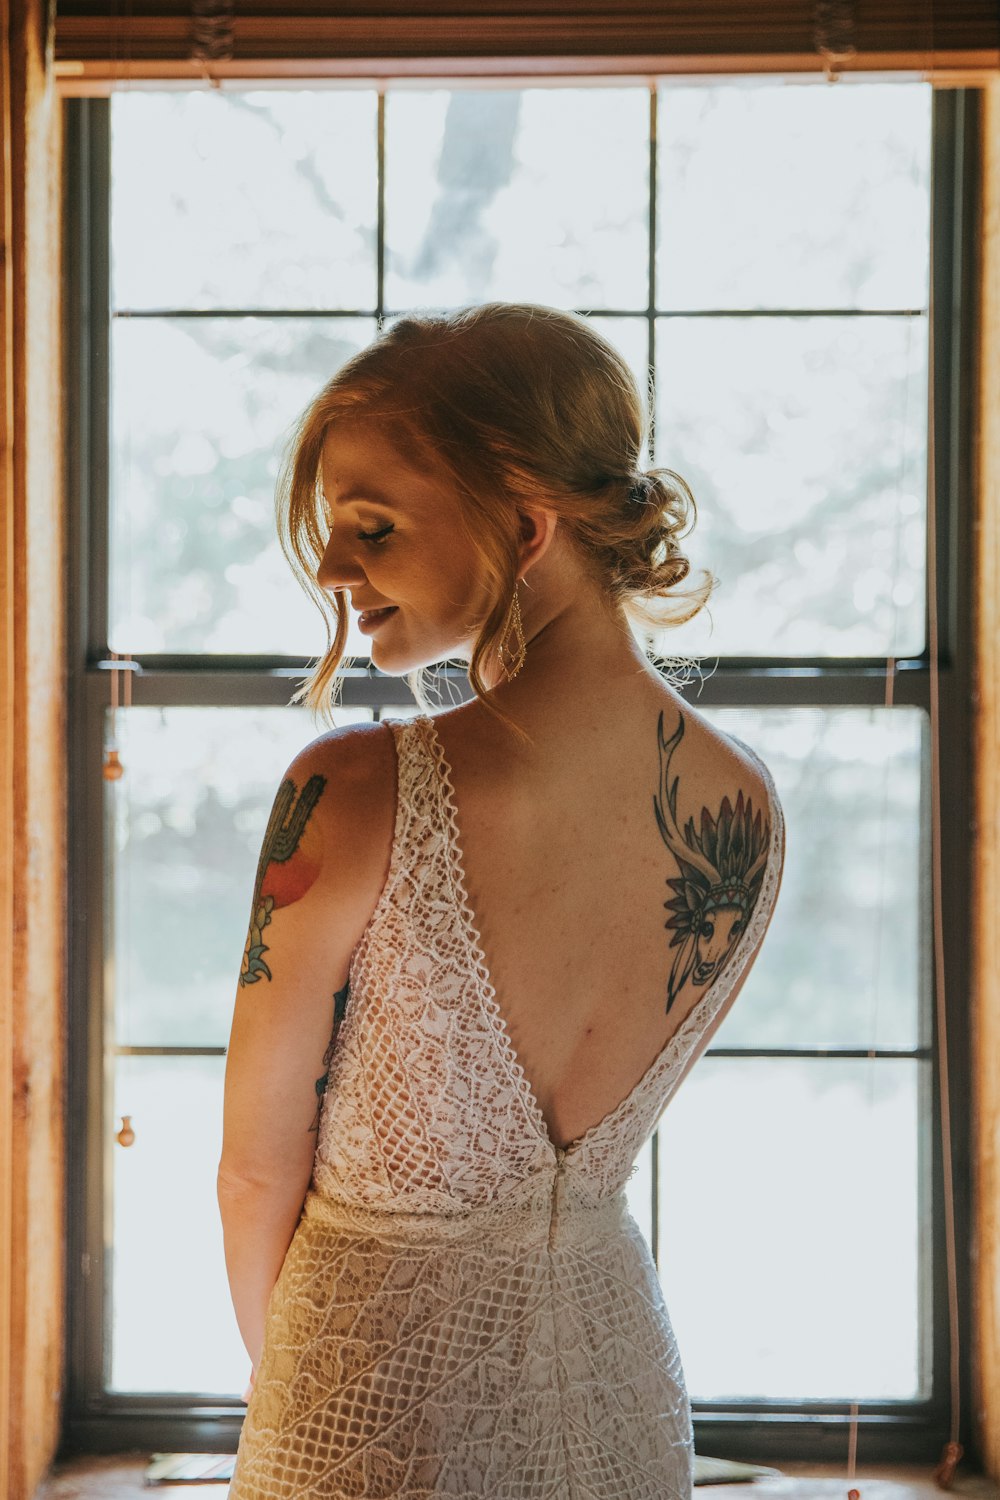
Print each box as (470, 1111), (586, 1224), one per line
(369, 681), (781, 1151)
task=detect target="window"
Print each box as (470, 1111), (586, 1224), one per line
(64, 78), (975, 1457)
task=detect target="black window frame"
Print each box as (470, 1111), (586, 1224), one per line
(61, 82), (977, 1462)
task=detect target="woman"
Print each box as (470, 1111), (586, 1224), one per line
(219, 302), (785, 1498)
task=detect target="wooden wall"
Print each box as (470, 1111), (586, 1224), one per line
(0, 1), (66, 1497)
(0, 9), (997, 1495)
(973, 73), (1000, 1485)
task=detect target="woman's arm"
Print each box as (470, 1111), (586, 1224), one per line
(216, 723), (396, 1371)
(217, 1172), (318, 1370)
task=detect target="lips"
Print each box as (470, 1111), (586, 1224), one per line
(359, 606), (397, 623)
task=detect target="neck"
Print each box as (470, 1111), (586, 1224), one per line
(475, 579), (664, 715)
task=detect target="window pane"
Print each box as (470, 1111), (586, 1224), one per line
(109, 317), (376, 654)
(110, 1054), (246, 1392)
(385, 88), (649, 310)
(588, 315), (650, 429)
(657, 81), (931, 311)
(702, 706), (925, 1052)
(658, 1057), (924, 1400)
(653, 313), (928, 657)
(111, 91), (379, 312)
(109, 707), (373, 1049)
(627, 1138), (654, 1249)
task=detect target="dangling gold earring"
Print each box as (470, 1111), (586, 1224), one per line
(497, 580), (526, 682)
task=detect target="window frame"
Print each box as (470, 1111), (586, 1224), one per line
(62, 84), (977, 1460)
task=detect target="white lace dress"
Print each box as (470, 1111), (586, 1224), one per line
(228, 713), (785, 1500)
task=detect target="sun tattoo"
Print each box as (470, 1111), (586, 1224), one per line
(308, 979), (350, 1135)
(240, 773), (326, 987)
(653, 710), (771, 1015)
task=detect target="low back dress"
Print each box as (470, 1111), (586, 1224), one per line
(228, 711), (786, 1500)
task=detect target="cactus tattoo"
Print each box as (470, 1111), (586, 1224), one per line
(240, 773), (326, 987)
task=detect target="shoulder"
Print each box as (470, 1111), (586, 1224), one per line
(285, 717), (398, 804)
(274, 718), (401, 911)
(673, 690), (769, 786)
(655, 691), (783, 870)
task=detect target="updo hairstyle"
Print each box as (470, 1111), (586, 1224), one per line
(276, 301), (716, 734)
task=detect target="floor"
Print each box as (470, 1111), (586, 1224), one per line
(31, 1453), (1000, 1499)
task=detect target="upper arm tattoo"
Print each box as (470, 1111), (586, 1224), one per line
(653, 710), (771, 1014)
(240, 773), (327, 987)
(308, 979), (350, 1135)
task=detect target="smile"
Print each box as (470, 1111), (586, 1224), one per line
(359, 606), (398, 631)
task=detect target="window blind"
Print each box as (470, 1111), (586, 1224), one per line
(53, 1), (1000, 88)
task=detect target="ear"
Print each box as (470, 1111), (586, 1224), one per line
(515, 505), (558, 576)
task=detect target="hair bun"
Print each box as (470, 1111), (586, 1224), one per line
(607, 465), (714, 616)
(627, 474), (657, 506)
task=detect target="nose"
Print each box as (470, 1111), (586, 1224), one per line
(316, 529), (367, 594)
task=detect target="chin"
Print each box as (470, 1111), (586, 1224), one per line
(369, 626), (473, 677)
(368, 644), (438, 677)
(366, 649), (413, 678)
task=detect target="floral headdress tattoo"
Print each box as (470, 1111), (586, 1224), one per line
(653, 710), (770, 1014)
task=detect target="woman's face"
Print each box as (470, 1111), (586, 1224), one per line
(317, 417), (497, 674)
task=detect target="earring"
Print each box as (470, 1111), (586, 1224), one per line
(497, 581), (526, 682)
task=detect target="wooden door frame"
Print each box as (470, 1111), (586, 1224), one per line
(1, 2), (66, 1497)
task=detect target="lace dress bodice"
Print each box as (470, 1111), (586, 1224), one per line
(229, 712), (785, 1499)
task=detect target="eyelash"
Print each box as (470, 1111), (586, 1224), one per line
(357, 524), (394, 547)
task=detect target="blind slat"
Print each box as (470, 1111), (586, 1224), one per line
(52, 2), (1000, 83)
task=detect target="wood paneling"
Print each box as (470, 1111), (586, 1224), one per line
(49, 1), (1000, 89)
(0, 3), (994, 1489)
(0, 0), (15, 1479)
(973, 74), (1000, 1486)
(0, 0), (66, 1497)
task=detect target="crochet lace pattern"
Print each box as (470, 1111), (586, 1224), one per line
(229, 714), (785, 1499)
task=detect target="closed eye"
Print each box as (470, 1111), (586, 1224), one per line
(357, 524), (394, 546)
